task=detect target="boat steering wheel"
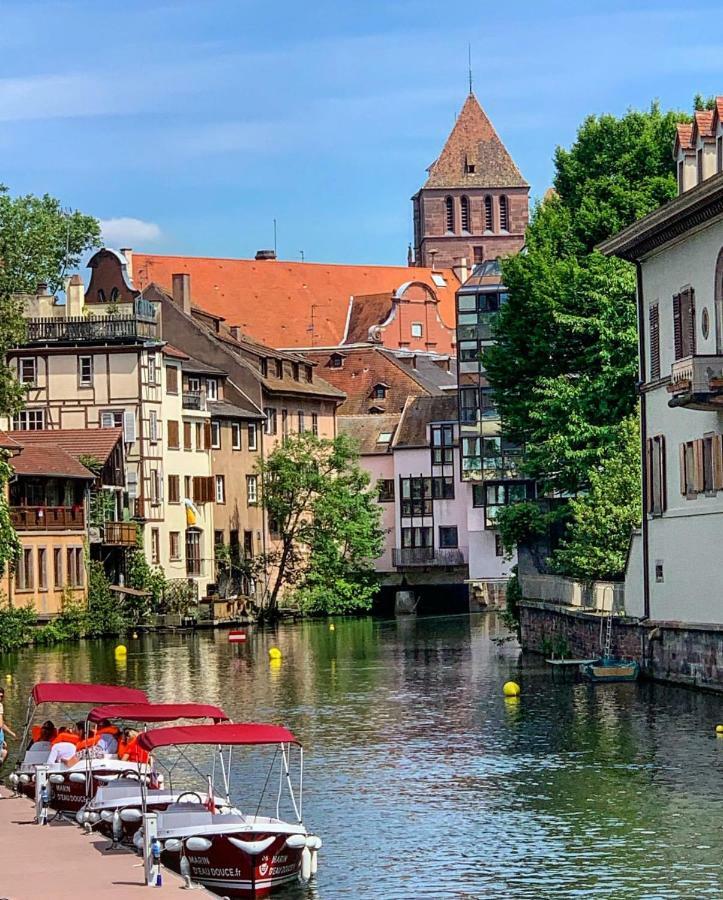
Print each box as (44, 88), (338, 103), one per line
(119, 770), (142, 781)
(176, 791), (204, 805)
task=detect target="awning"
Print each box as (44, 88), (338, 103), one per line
(87, 703), (228, 724)
(137, 723), (298, 752)
(31, 683), (148, 705)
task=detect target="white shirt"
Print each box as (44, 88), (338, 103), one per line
(47, 741), (77, 765)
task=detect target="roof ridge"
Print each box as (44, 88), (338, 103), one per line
(135, 252), (456, 275)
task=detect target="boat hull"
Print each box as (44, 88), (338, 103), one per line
(580, 658), (640, 683)
(163, 833), (303, 898)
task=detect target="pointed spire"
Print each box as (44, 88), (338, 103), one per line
(424, 93), (527, 189)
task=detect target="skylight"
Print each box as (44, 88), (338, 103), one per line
(377, 432), (393, 443)
(431, 273), (447, 287)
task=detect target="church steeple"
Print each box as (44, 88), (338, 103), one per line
(411, 94), (529, 270)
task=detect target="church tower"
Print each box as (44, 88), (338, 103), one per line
(412, 93), (529, 269)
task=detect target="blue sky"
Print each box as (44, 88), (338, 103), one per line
(1, 0), (721, 266)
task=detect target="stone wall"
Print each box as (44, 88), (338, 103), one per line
(520, 599), (723, 693)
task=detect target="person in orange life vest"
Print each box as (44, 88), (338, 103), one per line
(30, 720), (57, 750)
(120, 728), (150, 764)
(47, 723), (81, 765)
(66, 719), (120, 766)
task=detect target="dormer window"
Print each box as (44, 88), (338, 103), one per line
(110, 287), (119, 302)
(97, 289), (106, 302)
(372, 383), (388, 400)
(260, 358), (268, 377)
(305, 365), (313, 383)
(276, 359), (283, 378)
(292, 362), (300, 381)
(369, 406), (384, 414)
(464, 155), (476, 174)
(330, 353), (344, 368)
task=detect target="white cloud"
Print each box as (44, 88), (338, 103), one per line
(100, 217), (163, 246)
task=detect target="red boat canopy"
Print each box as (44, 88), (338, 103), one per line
(31, 683), (148, 705)
(87, 703), (228, 724)
(137, 723), (299, 752)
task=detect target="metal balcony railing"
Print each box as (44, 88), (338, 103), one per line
(392, 547), (465, 567)
(182, 391), (205, 411)
(25, 316), (158, 344)
(11, 506), (85, 531)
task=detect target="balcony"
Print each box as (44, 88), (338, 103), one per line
(25, 315), (158, 345)
(392, 547), (465, 568)
(11, 505), (85, 531)
(668, 355), (723, 410)
(182, 391), (206, 411)
(102, 521), (137, 546)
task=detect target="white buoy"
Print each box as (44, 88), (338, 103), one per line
(285, 834), (306, 850)
(164, 838), (183, 853)
(185, 836), (213, 853)
(120, 808), (142, 823)
(49, 773), (65, 784)
(228, 835), (275, 855)
(180, 853), (193, 887)
(75, 809), (85, 825)
(69, 772), (86, 783)
(301, 846), (312, 881)
(133, 829), (144, 851)
(311, 849), (318, 875)
(112, 808), (123, 844)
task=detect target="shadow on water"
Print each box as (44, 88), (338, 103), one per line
(3, 612), (723, 899)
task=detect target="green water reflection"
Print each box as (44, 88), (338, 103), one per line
(3, 613), (723, 899)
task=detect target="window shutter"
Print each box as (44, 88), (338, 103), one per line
(713, 434), (723, 490)
(123, 409), (136, 444)
(645, 438), (653, 514)
(193, 476), (203, 505)
(166, 365), (178, 393)
(688, 287), (697, 355)
(679, 443), (686, 496)
(659, 435), (667, 511)
(127, 470), (138, 500)
(649, 304), (660, 381)
(204, 422), (212, 450)
(167, 420), (179, 448)
(694, 438), (705, 492)
(672, 293), (683, 360)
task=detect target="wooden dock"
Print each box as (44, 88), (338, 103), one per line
(0, 787), (202, 898)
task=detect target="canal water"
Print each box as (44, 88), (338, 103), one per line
(3, 613), (723, 899)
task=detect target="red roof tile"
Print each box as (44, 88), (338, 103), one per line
(132, 254), (458, 348)
(0, 430), (23, 451)
(675, 123), (693, 152)
(424, 93), (527, 189)
(16, 428), (123, 465)
(692, 110), (715, 143)
(11, 445), (94, 479)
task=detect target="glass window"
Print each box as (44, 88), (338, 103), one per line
(232, 422), (241, 450)
(12, 409), (45, 430)
(378, 479), (395, 502)
(215, 474), (225, 503)
(211, 421), (221, 449)
(206, 378), (218, 401)
(264, 408), (277, 435)
(438, 526), (458, 548)
(151, 528), (160, 564)
(432, 476), (455, 500)
(248, 423), (258, 450)
(169, 532), (180, 560)
(312, 413), (319, 436)
(79, 356), (93, 386)
(19, 358), (36, 385)
(411, 323), (423, 338)
(246, 474), (258, 505)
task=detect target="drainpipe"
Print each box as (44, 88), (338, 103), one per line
(635, 260), (651, 620)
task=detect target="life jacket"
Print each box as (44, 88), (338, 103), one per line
(76, 725), (119, 752)
(51, 731), (79, 747)
(121, 737), (149, 764)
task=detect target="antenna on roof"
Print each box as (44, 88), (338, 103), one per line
(468, 43), (473, 95)
(273, 218), (277, 256)
(300, 250), (305, 262)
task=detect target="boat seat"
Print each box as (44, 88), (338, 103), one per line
(93, 781), (145, 803)
(22, 749), (51, 766)
(159, 806), (214, 828)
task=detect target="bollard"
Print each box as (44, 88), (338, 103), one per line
(35, 765), (49, 825)
(143, 811), (159, 886)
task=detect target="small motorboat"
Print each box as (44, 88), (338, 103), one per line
(9, 681), (148, 814)
(580, 657), (640, 683)
(79, 701), (229, 839)
(133, 723), (322, 898)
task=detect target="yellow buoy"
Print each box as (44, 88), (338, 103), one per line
(115, 644), (127, 657)
(4, 673), (12, 682)
(269, 657), (282, 673)
(716, 724), (723, 734)
(268, 647), (282, 660)
(329, 623), (335, 632)
(503, 681), (521, 697)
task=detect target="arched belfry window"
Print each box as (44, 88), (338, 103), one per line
(445, 196), (455, 233)
(484, 195), (493, 232)
(460, 196), (470, 233)
(500, 196), (509, 231)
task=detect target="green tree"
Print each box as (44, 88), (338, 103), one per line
(86, 560), (127, 636)
(0, 185), (100, 296)
(485, 102), (685, 496)
(257, 432), (383, 618)
(551, 416), (641, 581)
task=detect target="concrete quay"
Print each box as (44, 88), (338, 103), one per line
(0, 787), (200, 899)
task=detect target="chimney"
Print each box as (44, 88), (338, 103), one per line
(36, 282), (49, 296)
(120, 248), (133, 281)
(428, 249), (438, 271)
(452, 256), (469, 284)
(66, 274), (85, 317)
(255, 249), (276, 261)
(229, 326), (242, 341)
(172, 273), (191, 315)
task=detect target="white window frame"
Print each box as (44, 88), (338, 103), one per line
(149, 409), (159, 443)
(211, 420), (221, 449)
(148, 352), (158, 385)
(101, 409), (123, 429)
(232, 422), (241, 450)
(215, 474), (226, 503)
(246, 474), (258, 505)
(78, 356), (93, 387)
(206, 378), (218, 401)
(411, 322), (423, 338)
(248, 423), (258, 451)
(19, 357), (37, 385)
(12, 409), (45, 430)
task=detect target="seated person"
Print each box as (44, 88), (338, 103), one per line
(47, 724), (80, 765)
(30, 720), (57, 751)
(70, 719), (120, 764)
(119, 728), (149, 764)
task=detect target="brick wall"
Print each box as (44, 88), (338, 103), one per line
(520, 599), (723, 693)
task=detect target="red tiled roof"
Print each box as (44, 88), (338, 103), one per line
(302, 347), (441, 415)
(424, 92), (527, 189)
(344, 293), (396, 344)
(132, 254), (458, 347)
(0, 430), (23, 451)
(675, 123), (693, 153)
(162, 344), (190, 360)
(11, 445), (94, 479)
(692, 110), (715, 143)
(16, 428), (123, 465)
(714, 98), (723, 129)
